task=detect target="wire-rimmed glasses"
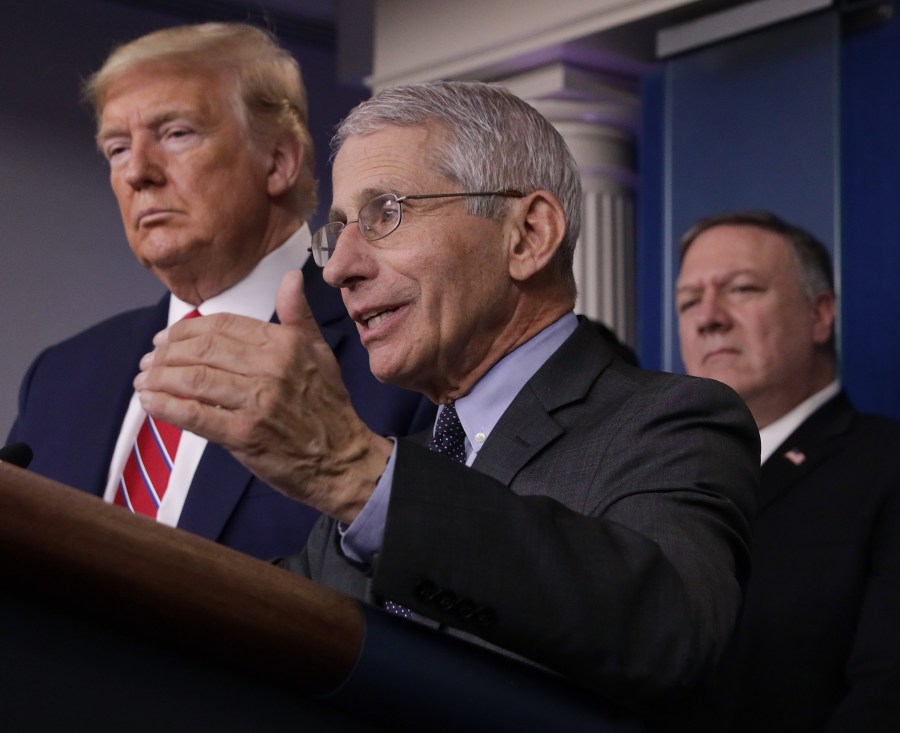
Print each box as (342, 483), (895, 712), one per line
(309, 190), (525, 267)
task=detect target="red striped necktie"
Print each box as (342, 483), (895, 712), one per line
(114, 308), (200, 518)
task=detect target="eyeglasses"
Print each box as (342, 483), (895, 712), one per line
(309, 190), (525, 267)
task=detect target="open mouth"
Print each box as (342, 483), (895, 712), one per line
(361, 306), (401, 330)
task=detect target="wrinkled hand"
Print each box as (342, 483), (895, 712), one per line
(134, 270), (392, 523)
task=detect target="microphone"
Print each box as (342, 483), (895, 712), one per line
(0, 442), (34, 469)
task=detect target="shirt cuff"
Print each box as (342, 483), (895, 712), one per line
(338, 436), (397, 564)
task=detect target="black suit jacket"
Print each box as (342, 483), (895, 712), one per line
(723, 390), (900, 732)
(285, 320), (759, 722)
(8, 260), (435, 560)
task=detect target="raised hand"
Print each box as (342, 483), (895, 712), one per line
(134, 270), (393, 523)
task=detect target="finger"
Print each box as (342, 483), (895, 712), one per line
(144, 318), (275, 374)
(135, 363), (249, 410)
(154, 311), (269, 348)
(138, 387), (233, 446)
(275, 270), (318, 334)
(275, 270), (349, 390)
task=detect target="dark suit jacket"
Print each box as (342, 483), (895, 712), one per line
(285, 320), (758, 721)
(722, 390), (900, 732)
(8, 260), (435, 560)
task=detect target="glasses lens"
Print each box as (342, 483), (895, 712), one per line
(311, 222), (344, 266)
(359, 194), (401, 241)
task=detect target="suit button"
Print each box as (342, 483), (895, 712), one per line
(414, 579), (438, 602)
(435, 590), (458, 611)
(474, 607), (496, 627)
(454, 598), (477, 619)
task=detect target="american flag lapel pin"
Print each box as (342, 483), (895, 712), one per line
(784, 448), (806, 466)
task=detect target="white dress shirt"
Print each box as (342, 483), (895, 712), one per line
(102, 226), (311, 526)
(759, 380), (841, 465)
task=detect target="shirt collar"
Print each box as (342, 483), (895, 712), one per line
(447, 312), (579, 461)
(759, 379), (841, 464)
(167, 225), (311, 324)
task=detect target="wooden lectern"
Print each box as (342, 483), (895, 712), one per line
(0, 462), (642, 732)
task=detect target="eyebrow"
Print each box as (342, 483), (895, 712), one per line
(675, 268), (760, 294)
(96, 108), (197, 145)
(328, 186), (394, 223)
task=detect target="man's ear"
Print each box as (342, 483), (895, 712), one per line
(507, 191), (567, 282)
(267, 132), (304, 198)
(811, 290), (836, 346)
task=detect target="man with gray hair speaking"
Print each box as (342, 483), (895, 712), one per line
(135, 80), (758, 727)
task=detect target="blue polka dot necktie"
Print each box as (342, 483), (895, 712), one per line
(425, 403), (467, 464)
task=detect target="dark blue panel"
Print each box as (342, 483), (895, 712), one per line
(661, 12), (839, 373)
(841, 17), (900, 420)
(637, 70), (666, 371)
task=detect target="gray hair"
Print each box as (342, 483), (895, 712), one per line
(84, 22), (316, 222)
(333, 80), (582, 296)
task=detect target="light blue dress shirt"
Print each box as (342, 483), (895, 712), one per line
(341, 312), (579, 564)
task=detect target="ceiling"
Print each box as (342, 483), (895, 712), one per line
(105, 1), (871, 81)
(108, 0), (342, 46)
(107, 0), (756, 54)
(256, 0), (335, 21)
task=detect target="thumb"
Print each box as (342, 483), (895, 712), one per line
(275, 269), (316, 331)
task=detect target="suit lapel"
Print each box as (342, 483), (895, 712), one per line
(178, 260), (345, 541)
(472, 396), (564, 485)
(177, 442), (255, 539)
(758, 391), (854, 513)
(81, 299), (169, 495)
(473, 320), (612, 485)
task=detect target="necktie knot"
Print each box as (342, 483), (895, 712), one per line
(426, 403), (467, 464)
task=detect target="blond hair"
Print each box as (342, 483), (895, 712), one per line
(84, 22), (316, 221)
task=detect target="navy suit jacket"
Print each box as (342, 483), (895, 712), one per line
(8, 260), (435, 560)
(720, 390), (900, 732)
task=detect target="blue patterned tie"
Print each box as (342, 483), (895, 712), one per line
(425, 403), (467, 464)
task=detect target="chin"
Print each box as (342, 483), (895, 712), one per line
(375, 370), (415, 391)
(370, 358), (424, 392)
(711, 373), (749, 396)
(368, 357), (403, 386)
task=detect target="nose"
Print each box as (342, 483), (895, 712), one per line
(694, 291), (732, 334)
(123, 136), (165, 190)
(322, 224), (377, 289)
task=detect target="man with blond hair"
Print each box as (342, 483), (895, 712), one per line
(8, 23), (431, 559)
